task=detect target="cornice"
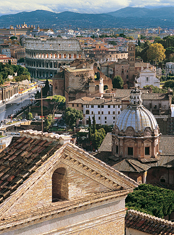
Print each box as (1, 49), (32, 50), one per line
(0, 190), (129, 234)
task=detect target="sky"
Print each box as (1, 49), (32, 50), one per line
(0, 0), (174, 15)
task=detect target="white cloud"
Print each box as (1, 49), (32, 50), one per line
(0, 0), (173, 15)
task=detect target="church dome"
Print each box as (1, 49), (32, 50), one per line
(116, 88), (158, 133)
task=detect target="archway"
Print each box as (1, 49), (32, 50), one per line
(52, 167), (68, 202)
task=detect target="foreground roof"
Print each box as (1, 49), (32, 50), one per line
(126, 210), (174, 234)
(0, 130), (138, 233)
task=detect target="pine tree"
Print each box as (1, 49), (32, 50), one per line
(92, 115), (96, 134)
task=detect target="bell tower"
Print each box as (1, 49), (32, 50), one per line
(128, 42), (135, 88)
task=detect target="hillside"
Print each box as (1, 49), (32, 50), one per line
(0, 7), (174, 29)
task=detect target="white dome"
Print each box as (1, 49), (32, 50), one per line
(116, 105), (158, 133)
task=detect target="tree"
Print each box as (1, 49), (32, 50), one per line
(147, 43), (166, 64)
(64, 107), (83, 128)
(88, 116), (91, 128)
(92, 115), (96, 134)
(50, 95), (66, 115)
(91, 128), (106, 150)
(42, 79), (50, 97)
(112, 75), (124, 89)
(45, 114), (53, 131)
(28, 112), (33, 120)
(126, 184), (174, 218)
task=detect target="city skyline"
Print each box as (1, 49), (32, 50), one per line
(0, 0), (174, 15)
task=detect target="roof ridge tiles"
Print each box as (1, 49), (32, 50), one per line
(126, 210), (174, 232)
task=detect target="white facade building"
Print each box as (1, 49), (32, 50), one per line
(137, 68), (160, 88)
(166, 62), (174, 75)
(84, 99), (122, 125)
(68, 96), (122, 126)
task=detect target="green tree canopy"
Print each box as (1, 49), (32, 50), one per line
(126, 184), (174, 218)
(112, 75), (124, 89)
(45, 114), (53, 131)
(64, 107), (83, 128)
(147, 43), (166, 63)
(28, 112), (33, 120)
(91, 128), (106, 150)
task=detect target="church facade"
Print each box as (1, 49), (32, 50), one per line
(0, 130), (137, 235)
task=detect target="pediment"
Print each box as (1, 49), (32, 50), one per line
(0, 143), (138, 220)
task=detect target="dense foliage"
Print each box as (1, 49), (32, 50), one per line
(112, 75), (124, 89)
(147, 43), (166, 63)
(143, 85), (168, 93)
(64, 107), (83, 128)
(91, 128), (106, 150)
(0, 63), (30, 84)
(126, 184), (174, 218)
(42, 79), (50, 97)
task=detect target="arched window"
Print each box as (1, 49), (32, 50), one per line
(52, 167), (68, 202)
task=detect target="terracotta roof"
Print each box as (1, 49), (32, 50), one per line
(126, 209), (174, 234)
(0, 133), (61, 204)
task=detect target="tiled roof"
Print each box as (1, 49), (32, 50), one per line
(98, 133), (112, 152)
(159, 136), (174, 156)
(0, 134), (61, 204)
(126, 209), (174, 234)
(113, 159), (150, 173)
(142, 93), (169, 100)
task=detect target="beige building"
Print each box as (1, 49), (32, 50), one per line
(52, 59), (113, 102)
(0, 130), (137, 234)
(0, 54), (17, 65)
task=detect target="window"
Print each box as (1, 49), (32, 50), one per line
(145, 147), (150, 155)
(91, 111), (94, 115)
(118, 111), (120, 114)
(69, 54), (71, 59)
(64, 54), (66, 58)
(102, 111), (104, 114)
(52, 168), (68, 202)
(91, 105), (94, 108)
(59, 54), (61, 59)
(86, 105), (89, 108)
(113, 111), (115, 114)
(108, 111), (110, 114)
(77, 104), (79, 107)
(128, 147), (133, 156)
(113, 105), (115, 108)
(113, 117), (115, 120)
(98, 111), (100, 114)
(108, 105), (110, 108)
(98, 117), (100, 120)
(101, 105), (104, 108)
(74, 54), (76, 59)
(72, 104), (74, 107)
(105, 121), (107, 123)
(105, 117), (107, 120)
(146, 77), (148, 81)
(86, 110), (89, 114)
(98, 105), (100, 108)
(116, 145), (118, 154)
(118, 105), (120, 108)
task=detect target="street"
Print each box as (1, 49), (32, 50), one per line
(0, 87), (40, 122)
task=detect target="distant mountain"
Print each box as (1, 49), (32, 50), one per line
(108, 6), (174, 20)
(0, 7), (174, 29)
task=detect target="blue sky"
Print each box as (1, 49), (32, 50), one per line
(0, 0), (174, 15)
